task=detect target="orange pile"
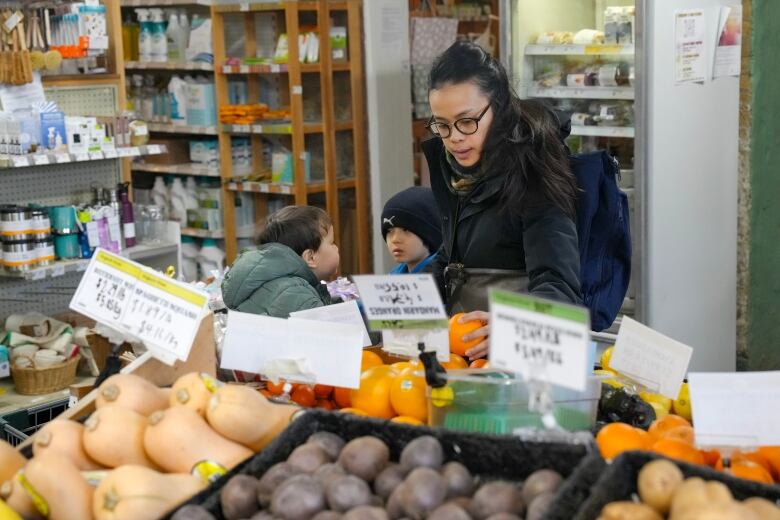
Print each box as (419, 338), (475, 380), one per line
(219, 103), (269, 124)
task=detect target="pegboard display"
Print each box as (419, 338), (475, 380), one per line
(0, 159), (121, 207)
(0, 271), (84, 323)
(44, 85), (118, 117)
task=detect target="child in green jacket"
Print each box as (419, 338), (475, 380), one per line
(222, 206), (339, 317)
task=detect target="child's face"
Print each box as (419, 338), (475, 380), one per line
(310, 225), (340, 280)
(385, 227), (430, 266)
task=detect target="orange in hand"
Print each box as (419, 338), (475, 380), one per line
(441, 353), (469, 370)
(596, 422), (650, 460)
(469, 359), (489, 369)
(449, 313), (483, 357)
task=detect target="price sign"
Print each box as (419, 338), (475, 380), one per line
(103, 149), (118, 159)
(55, 153), (71, 163)
(51, 263), (66, 278)
(33, 155), (50, 165)
(611, 317), (693, 398)
(147, 144), (162, 155)
(689, 371), (780, 447)
(489, 289), (590, 392)
(70, 249), (208, 363)
(75, 153), (89, 162)
(117, 148), (133, 158)
(128, 147), (141, 157)
(11, 156), (29, 167)
(89, 151), (104, 161)
(352, 274), (447, 330)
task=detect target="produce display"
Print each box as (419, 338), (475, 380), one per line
(0, 372), (298, 520)
(596, 459), (780, 520)
(171, 433), (564, 520)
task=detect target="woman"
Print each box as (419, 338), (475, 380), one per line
(423, 41), (581, 360)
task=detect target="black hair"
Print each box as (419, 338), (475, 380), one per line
(258, 205), (332, 255)
(428, 41), (578, 218)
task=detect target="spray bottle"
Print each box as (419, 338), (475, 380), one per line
(149, 9), (167, 62)
(136, 9), (152, 63)
(166, 10), (182, 62)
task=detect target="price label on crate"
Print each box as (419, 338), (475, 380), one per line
(70, 249), (208, 363)
(353, 274), (447, 330)
(488, 289), (590, 392)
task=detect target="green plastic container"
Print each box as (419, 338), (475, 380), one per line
(426, 369), (600, 435)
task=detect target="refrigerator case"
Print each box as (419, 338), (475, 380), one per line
(505, 0), (740, 371)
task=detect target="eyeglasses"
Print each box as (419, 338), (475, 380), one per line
(426, 104), (491, 139)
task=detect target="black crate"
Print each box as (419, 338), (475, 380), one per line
(574, 450), (780, 520)
(0, 398), (70, 447)
(166, 409), (600, 520)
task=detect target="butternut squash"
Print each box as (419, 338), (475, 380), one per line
(144, 406), (253, 473)
(0, 440), (26, 483)
(206, 384), (298, 451)
(32, 419), (103, 471)
(95, 374), (169, 416)
(24, 453), (93, 520)
(83, 406), (158, 469)
(169, 372), (222, 416)
(93, 465), (205, 520)
(0, 472), (45, 520)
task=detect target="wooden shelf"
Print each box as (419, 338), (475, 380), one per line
(148, 123), (218, 135)
(222, 121), (352, 135)
(131, 162), (221, 177)
(125, 61), (214, 71)
(41, 74), (121, 87)
(222, 62), (350, 74)
(525, 44), (635, 56)
(527, 85), (634, 100)
(0, 145), (166, 170)
(121, 0), (213, 5)
(226, 178), (355, 195)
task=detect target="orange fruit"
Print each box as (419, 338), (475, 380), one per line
(361, 350), (384, 371)
(648, 414), (691, 440)
(718, 459), (774, 484)
(398, 359), (423, 376)
(650, 438), (705, 466)
(660, 425), (695, 445)
(391, 416), (425, 426)
(316, 399), (335, 410)
(469, 359), (489, 369)
(339, 407), (368, 416)
(596, 423), (649, 460)
(716, 451), (774, 477)
(290, 385), (316, 408)
(266, 379), (288, 396)
(391, 361), (412, 372)
(441, 353), (469, 370)
(636, 429), (654, 449)
(351, 365), (399, 419)
(758, 446), (780, 481)
(314, 384), (333, 399)
(333, 387), (352, 409)
(701, 448), (722, 467)
(389, 373), (428, 423)
(449, 313), (483, 357)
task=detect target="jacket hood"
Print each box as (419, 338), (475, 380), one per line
(222, 243), (319, 309)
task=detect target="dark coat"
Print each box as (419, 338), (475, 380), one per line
(422, 137), (582, 306)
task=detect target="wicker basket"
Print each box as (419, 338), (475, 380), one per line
(10, 355), (81, 396)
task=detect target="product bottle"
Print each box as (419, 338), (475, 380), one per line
(136, 9), (152, 62)
(152, 176), (169, 212)
(166, 11), (181, 62)
(179, 10), (190, 52)
(180, 235), (200, 282)
(107, 189), (123, 252)
(168, 75), (187, 125)
(150, 9), (168, 62)
(141, 74), (156, 121)
(197, 239), (225, 278)
(118, 183), (137, 248)
(169, 177), (188, 223)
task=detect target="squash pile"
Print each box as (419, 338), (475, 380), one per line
(0, 372), (298, 520)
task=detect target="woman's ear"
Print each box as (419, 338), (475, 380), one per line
(302, 248), (317, 269)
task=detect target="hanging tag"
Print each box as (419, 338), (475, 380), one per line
(3, 11), (23, 33)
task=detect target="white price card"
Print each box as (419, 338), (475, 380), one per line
(117, 148), (133, 158)
(128, 147), (141, 157)
(221, 311), (364, 388)
(11, 156), (29, 167)
(382, 328), (449, 362)
(103, 149), (118, 159)
(147, 144), (162, 155)
(55, 153), (71, 163)
(51, 263), (66, 278)
(29, 269), (46, 281)
(32, 155), (50, 165)
(70, 249), (208, 363)
(611, 316), (693, 398)
(488, 289), (590, 392)
(689, 371), (780, 447)
(89, 151), (104, 160)
(290, 300), (372, 347)
(352, 274), (447, 330)
(75, 153), (89, 162)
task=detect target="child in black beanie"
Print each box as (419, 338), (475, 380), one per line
(381, 187), (442, 274)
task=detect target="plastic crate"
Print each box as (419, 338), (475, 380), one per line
(165, 409), (597, 520)
(574, 451), (780, 520)
(0, 398), (70, 447)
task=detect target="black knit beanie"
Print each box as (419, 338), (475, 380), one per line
(381, 187), (442, 252)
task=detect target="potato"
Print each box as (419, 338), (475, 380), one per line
(220, 474), (260, 520)
(399, 436), (444, 473)
(470, 481), (524, 520)
(743, 497), (780, 520)
(171, 505), (218, 520)
(288, 443), (333, 473)
(386, 484), (406, 520)
(374, 464), (405, 499)
(271, 474), (326, 520)
(672, 502), (760, 520)
(401, 467), (447, 520)
(526, 492), (555, 520)
(338, 437), (390, 482)
(326, 475), (373, 512)
(315, 463), (347, 487)
(485, 514), (521, 520)
(258, 462), (300, 507)
(670, 477), (733, 518)
(441, 462), (475, 498)
(312, 512), (343, 520)
(248, 512), (278, 520)
(597, 501), (662, 520)
(343, 506), (388, 520)
(308, 432), (346, 460)
(428, 503), (472, 520)
(521, 469), (562, 505)
(638, 459), (684, 515)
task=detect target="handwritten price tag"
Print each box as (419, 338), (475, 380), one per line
(70, 249), (208, 363)
(353, 274), (447, 330)
(489, 289), (590, 392)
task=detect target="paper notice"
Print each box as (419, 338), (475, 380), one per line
(675, 9), (707, 85)
(713, 6), (742, 79)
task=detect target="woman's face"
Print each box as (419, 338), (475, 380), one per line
(429, 81), (493, 168)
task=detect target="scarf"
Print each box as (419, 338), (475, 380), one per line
(444, 151), (484, 194)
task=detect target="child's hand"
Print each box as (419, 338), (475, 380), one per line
(458, 311), (490, 360)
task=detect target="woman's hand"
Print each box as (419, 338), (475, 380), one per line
(457, 311), (490, 360)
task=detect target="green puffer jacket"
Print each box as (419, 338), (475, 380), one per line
(222, 243), (331, 317)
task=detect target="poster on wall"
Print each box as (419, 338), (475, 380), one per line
(713, 5), (742, 79)
(674, 9), (707, 85)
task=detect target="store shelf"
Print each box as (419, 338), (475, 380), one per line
(180, 226), (257, 239)
(121, 0), (213, 6)
(131, 162), (221, 177)
(222, 120), (352, 135)
(527, 85), (634, 100)
(222, 62), (350, 74)
(0, 145), (166, 170)
(0, 242), (178, 280)
(214, 1), (347, 12)
(570, 125), (635, 138)
(525, 44), (635, 56)
(227, 178), (355, 195)
(148, 123), (218, 135)
(125, 61), (214, 72)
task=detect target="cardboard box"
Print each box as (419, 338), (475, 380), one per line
(142, 138), (190, 165)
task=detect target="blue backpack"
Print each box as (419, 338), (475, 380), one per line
(570, 151), (632, 332)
